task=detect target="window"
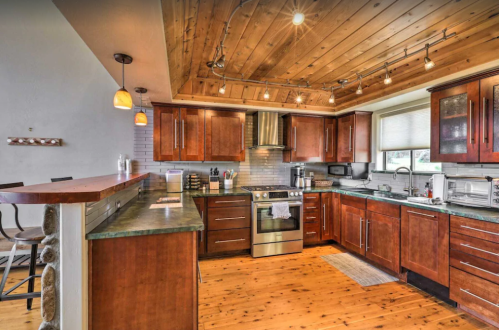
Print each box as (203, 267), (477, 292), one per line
(380, 108), (441, 172)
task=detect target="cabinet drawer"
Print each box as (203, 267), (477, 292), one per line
(450, 232), (499, 264)
(450, 249), (499, 285)
(304, 203), (320, 213)
(341, 194), (366, 209)
(304, 222), (320, 244)
(208, 195), (251, 208)
(207, 229), (250, 253)
(367, 199), (400, 218)
(450, 267), (499, 325)
(304, 210), (320, 223)
(207, 207), (251, 230)
(451, 216), (499, 243)
(303, 193), (320, 203)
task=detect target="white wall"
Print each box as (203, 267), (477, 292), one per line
(0, 0), (134, 227)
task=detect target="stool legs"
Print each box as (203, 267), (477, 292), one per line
(0, 243), (17, 298)
(27, 244), (38, 310)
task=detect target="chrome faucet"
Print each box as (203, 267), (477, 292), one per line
(393, 167), (415, 196)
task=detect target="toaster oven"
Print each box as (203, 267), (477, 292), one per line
(444, 176), (499, 208)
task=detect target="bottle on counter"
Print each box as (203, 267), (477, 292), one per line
(118, 154), (125, 173)
(425, 182), (433, 198)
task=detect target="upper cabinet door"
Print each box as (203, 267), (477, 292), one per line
(324, 118), (337, 163)
(479, 75), (499, 162)
(153, 106), (180, 161)
(337, 114), (355, 162)
(180, 108), (205, 161)
(289, 116), (324, 162)
(205, 110), (246, 162)
(430, 82), (480, 163)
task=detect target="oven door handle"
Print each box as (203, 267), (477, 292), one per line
(254, 202), (303, 208)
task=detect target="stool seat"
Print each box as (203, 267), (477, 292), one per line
(14, 227), (45, 242)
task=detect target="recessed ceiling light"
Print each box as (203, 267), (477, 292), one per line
(292, 12), (305, 25)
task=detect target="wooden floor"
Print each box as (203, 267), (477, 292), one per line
(198, 245), (492, 330)
(0, 245), (493, 330)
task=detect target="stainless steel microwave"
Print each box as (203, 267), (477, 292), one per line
(328, 164), (368, 180)
(442, 175), (499, 208)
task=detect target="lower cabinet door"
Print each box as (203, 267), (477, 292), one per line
(332, 193), (341, 242)
(401, 206), (450, 286)
(193, 197), (206, 256)
(207, 229), (250, 253)
(341, 204), (366, 256)
(365, 211), (400, 273)
(320, 192), (334, 241)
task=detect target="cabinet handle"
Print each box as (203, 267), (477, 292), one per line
(326, 128), (329, 152)
(460, 243), (499, 256)
(349, 126), (352, 151)
(294, 127), (297, 151)
(214, 200), (246, 203)
(323, 204), (326, 231)
(306, 232), (316, 235)
(242, 123), (245, 150)
(182, 120), (185, 149)
(469, 100), (474, 144)
(305, 196), (317, 199)
(215, 216), (245, 221)
(306, 207), (317, 209)
(460, 225), (499, 236)
(460, 261), (499, 277)
(200, 211), (203, 242)
(174, 119), (178, 148)
(306, 216), (316, 220)
(483, 97), (488, 144)
(366, 220), (369, 250)
(359, 217), (363, 248)
(215, 238), (245, 244)
(407, 210), (435, 218)
(460, 288), (499, 307)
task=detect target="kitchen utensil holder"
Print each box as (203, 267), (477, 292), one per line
(224, 179), (233, 190)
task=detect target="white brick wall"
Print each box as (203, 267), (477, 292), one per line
(133, 109), (328, 189)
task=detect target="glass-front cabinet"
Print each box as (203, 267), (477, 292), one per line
(480, 75), (499, 162)
(430, 81), (480, 162)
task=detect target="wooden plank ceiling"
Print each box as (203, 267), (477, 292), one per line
(163, 0), (499, 112)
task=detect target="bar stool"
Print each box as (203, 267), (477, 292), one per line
(51, 176), (73, 182)
(0, 182), (44, 310)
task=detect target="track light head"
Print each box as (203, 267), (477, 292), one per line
(215, 54), (226, 68)
(328, 88), (335, 104)
(356, 75), (363, 95)
(296, 92), (302, 103)
(384, 63), (392, 85)
(264, 86), (270, 100)
(219, 83), (226, 95)
(424, 44), (435, 71)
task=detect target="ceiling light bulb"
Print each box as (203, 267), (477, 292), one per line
(296, 93), (302, 103)
(384, 75), (392, 85)
(356, 83), (363, 95)
(264, 89), (270, 100)
(424, 44), (435, 71)
(328, 88), (335, 104)
(135, 110), (147, 126)
(292, 12), (305, 25)
(219, 84), (226, 95)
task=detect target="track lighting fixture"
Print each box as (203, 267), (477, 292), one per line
(384, 63), (392, 85)
(424, 44), (435, 71)
(113, 53), (133, 110)
(328, 87), (335, 104)
(356, 75), (363, 95)
(219, 76), (226, 95)
(264, 82), (270, 100)
(134, 87), (148, 127)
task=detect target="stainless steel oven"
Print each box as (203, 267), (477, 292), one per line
(241, 186), (304, 258)
(444, 176), (499, 208)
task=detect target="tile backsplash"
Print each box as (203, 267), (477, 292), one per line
(133, 109), (328, 190)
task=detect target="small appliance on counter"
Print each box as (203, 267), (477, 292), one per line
(291, 166), (305, 188)
(328, 163), (369, 180)
(166, 170), (183, 192)
(433, 174), (499, 208)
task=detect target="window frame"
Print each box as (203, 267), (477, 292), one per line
(383, 149), (442, 173)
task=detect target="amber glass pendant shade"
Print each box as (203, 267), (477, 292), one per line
(135, 110), (147, 126)
(114, 87), (133, 109)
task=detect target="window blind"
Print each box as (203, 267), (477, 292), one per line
(380, 108), (430, 151)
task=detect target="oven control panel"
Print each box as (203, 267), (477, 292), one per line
(253, 190), (302, 201)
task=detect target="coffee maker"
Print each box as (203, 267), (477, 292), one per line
(291, 166), (305, 188)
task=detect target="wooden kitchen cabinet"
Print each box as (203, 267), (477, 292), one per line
(366, 211), (400, 273)
(341, 203), (366, 256)
(205, 110), (246, 162)
(283, 115), (324, 163)
(430, 82), (480, 163)
(320, 192), (334, 241)
(153, 106), (205, 161)
(332, 193), (341, 242)
(324, 117), (337, 162)
(303, 192), (338, 244)
(194, 197), (207, 256)
(479, 75), (499, 162)
(401, 206), (449, 286)
(336, 112), (372, 163)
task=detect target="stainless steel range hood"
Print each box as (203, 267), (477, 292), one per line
(250, 112), (285, 149)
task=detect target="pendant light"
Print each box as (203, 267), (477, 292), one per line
(424, 43), (435, 71)
(219, 75), (226, 95)
(134, 87), (147, 127)
(264, 81), (270, 100)
(356, 75), (363, 95)
(113, 53), (133, 110)
(384, 63), (392, 85)
(328, 87), (335, 104)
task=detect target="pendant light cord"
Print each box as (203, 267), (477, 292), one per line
(122, 60), (125, 88)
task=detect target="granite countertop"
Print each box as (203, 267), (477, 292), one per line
(86, 191), (204, 240)
(189, 187), (251, 197)
(303, 186), (499, 224)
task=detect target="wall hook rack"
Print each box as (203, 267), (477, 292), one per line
(7, 137), (62, 146)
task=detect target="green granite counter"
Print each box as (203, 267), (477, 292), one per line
(189, 187), (251, 197)
(303, 186), (499, 224)
(86, 191), (204, 240)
